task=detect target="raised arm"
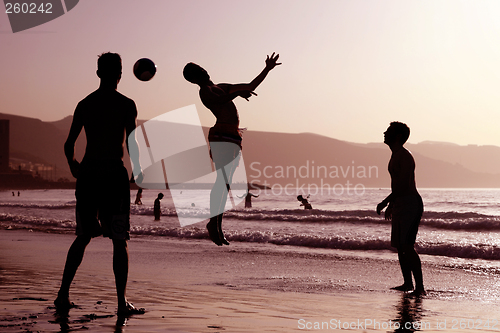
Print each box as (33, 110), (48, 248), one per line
(227, 52), (281, 95)
(199, 53), (281, 107)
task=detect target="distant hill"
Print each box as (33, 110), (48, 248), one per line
(241, 131), (500, 188)
(0, 113), (86, 180)
(48, 115), (73, 133)
(408, 142), (500, 175)
(362, 141), (500, 175)
(2, 112), (500, 188)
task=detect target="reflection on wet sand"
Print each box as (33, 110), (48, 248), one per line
(392, 293), (425, 332)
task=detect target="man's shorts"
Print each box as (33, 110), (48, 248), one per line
(391, 194), (423, 248)
(75, 160), (130, 240)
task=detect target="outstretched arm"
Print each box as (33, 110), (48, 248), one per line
(199, 53), (281, 107)
(200, 85), (250, 107)
(227, 52), (281, 95)
(64, 105), (84, 178)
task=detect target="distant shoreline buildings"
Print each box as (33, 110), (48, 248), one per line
(0, 120), (9, 173)
(0, 119), (74, 189)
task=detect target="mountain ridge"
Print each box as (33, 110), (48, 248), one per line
(2, 112), (500, 188)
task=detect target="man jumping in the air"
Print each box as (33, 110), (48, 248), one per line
(183, 53), (281, 245)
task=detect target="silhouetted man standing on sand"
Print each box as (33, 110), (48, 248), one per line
(55, 52), (144, 315)
(377, 122), (425, 296)
(183, 53), (281, 246)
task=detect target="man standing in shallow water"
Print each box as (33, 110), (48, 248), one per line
(54, 52), (144, 315)
(377, 121), (425, 296)
(183, 53), (281, 246)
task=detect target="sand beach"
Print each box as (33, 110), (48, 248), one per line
(1, 228), (500, 332)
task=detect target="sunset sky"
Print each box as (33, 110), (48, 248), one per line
(1, 0), (500, 146)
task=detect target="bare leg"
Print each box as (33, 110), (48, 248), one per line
(216, 213), (229, 245)
(113, 239), (128, 311)
(407, 247), (425, 294)
(55, 235), (91, 308)
(208, 143), (240, 246)
(208, 169), (228, 245)
(392, 248), (414, 291)
(207, 215), (223, 246)
(399, 250), (414, 288)
(113, 239), (145, 316)
(216, 159), (239, 245)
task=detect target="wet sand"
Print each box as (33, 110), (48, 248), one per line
(1, 229), (499, 332)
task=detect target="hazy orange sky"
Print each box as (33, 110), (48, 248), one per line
(1, 0), (500, 146)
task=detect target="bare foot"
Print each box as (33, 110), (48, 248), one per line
(410, 288), (426, 297)
(117, 302), (145, 316)
(54, 296), (76, 311)
(391, 284), (414, 292)
(217, 216), (229, 245)
(218, 228), (230, 245)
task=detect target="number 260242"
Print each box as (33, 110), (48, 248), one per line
(5, 3), (53, 14)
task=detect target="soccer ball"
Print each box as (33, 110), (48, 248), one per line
(133, 58), (157, 81)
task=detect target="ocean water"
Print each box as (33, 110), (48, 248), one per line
(4, 187), (500, 308)
(2, 188), (500, 266)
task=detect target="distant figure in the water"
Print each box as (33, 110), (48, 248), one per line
(297, 195), (312, 210)
(134, 188), (143, 205)
(17, 191), (20, 196)
(12, 191), (14, 196)
(238, 186), (259, 208)
(183, 52), (281, 246)
(154, 193), (164, 221)
(376, 121), (425, 296)
(55, 52), (145, 316)
(244, 191), (259, 208)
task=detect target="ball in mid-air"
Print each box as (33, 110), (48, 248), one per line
(133, 58), (157, 81)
